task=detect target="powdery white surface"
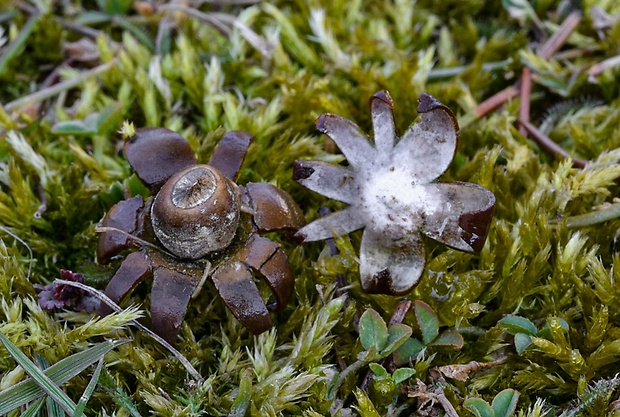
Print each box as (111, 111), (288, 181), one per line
(295, 91), (495, 294)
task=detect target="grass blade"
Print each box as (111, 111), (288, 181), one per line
(0, 13), (41, 77)
(0, 333), (77, 415)
(72, 357), (104, 417)
(46, 394), (65, 417)
(0, 339), (129, 415)
(19, 397), (45, 417)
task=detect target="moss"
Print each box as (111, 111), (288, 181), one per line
(3, 0), (620, 415)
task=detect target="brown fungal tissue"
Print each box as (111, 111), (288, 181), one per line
(97, 128), (305, 344)
(294, 91), (496, 295)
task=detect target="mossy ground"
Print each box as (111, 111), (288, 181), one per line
(2, 0), (620, 415)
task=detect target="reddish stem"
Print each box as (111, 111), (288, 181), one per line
(474, 86), (519, 119)
(538, 11), (582, 60)
(519, 120), (587, 168)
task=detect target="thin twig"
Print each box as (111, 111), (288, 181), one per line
(157, 4), (232, 36)
(538, 12), (582, 60)
(427, 59), (513, 81)
(94, 226), (175, 258)
(474, 86), (519, 119)
(54, 279), (204, 382)
(565, 203), (620, 228)
(388, 299), (412, 327)
(386, 300), (412, 373)
(33, 183), (48, 219)
(0, 226), (34, 280)
(57, 18), (102, 39)
(588, 54), (620, 79)
(519, 120), (587, 168)
(4, 60), (117, 112)
(473, 12), (582, 122)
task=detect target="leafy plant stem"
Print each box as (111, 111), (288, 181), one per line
(565, 203), (620, 228)
(328, 356), (374, 400)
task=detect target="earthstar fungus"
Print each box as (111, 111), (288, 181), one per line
(97, 128), (305, 343)
(294, 91), (495, 295)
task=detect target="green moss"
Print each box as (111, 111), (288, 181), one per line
(3, 0), (620, 415)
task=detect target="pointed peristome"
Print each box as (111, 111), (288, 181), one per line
(208, 131), (252, 180)
(124, 128), (197, 194)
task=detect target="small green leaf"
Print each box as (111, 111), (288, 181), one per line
(230, 369), (252, 417)
(95, 102), (124, 136)
(498, 316), (538, 336)
(538, 317), (569, 339)
(492, 389), (519, 417)
(414, 300), (439, 345)
(353, 388), (382, 417)
(393, 338), (426, 367)
(368, 363), (388, 377)
(391, 368), (416, 384)
(464, 397), (495, 417)
(51, 120), (95, 136)
(73, 11), (113, 25)
(514, 333), (532, 354)
(96, 0), (133, 15)
(382, 323), (413, 356)
(126, 174), (151, 199)
(359, 309), (389, 352)
(431, 329), (464, 349)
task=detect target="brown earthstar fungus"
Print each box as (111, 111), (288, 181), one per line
(294, 91), (495, 295)
(97, 128), (305, 344)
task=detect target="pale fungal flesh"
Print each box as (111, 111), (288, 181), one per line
(294, 91), (495, 295)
